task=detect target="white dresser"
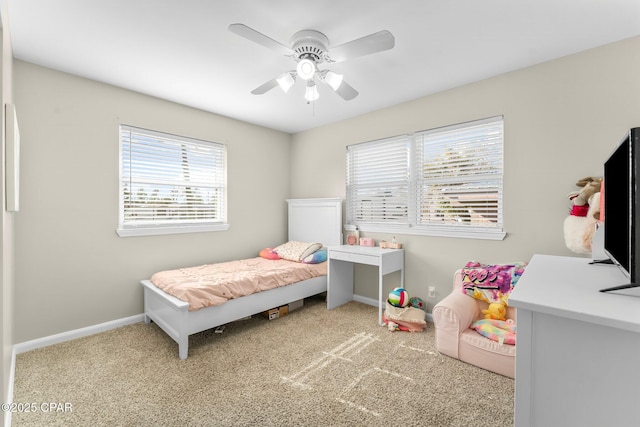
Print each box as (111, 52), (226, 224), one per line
(509, 254), (640, 427)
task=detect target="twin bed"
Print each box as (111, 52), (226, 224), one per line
(141, 198), (343, 359)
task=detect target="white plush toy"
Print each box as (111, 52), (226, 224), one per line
(563, 177), (602, 255)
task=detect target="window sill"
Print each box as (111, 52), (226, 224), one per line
(354, 224), (506, 241)
(116, 223), (230, 237)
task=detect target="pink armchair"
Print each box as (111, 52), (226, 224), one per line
(432, 269), (515, 378)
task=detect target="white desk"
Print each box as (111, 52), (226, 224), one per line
(327, 245), (404, 325)
(509, 254), (640, 427)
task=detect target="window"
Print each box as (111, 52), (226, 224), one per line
(346, 135), (411, 225)
(117, 125), (227, 237)
(346, 116), (505, 240)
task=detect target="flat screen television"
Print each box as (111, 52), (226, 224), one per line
(600, 127), (640, 292)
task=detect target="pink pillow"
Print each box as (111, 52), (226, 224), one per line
(259, 248), (281, 260)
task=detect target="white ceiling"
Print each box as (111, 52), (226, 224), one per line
(5, 0), (640, 134)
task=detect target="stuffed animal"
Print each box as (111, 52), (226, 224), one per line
(482, 302), (507, 321)
(564, 177), (602, 255)
(569, 177), (602, 213)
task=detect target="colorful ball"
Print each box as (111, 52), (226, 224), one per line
(409, 296), (425, 311)
(388, 287), (410, 307)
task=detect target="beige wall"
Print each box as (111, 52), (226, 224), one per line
(291, 36), (640, 309)
(13, 61), (292, 342)
(10, 36), (640, 343)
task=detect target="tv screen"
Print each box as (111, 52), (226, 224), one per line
(601, 128), (640, 292)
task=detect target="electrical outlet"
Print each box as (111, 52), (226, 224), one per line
(428, 286), (436, 298)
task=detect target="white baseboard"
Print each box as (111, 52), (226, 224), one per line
(11, 298), (434, 356)
(352, 294), (433, 323)
(6, 315), (143, 427)
(352, 294), (378, 307)
(13, 314), (145, 355)
(4, 298), (434, 427)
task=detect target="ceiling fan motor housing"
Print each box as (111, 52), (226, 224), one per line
(290, 30), (329, 64)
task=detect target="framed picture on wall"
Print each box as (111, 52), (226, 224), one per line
(6, 103), (20, 212)
(344, 225), (359, 245)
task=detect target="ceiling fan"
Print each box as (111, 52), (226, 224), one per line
(228, 23), (395, 102)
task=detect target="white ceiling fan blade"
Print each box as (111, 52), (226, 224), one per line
(329, 30), (395, 63)
(325, 79), (359, 101)
(228, 23), (292, 56)
(251, 78), (279, 95)
(334, 80), (359, 100)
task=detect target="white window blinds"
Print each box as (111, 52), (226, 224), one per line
(346, 116), (504, 239)
(346, 135), (411, 225)
(416, 117), (504, 233)
(119, 125), (226, 234)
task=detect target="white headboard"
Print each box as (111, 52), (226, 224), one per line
(286, 198), (342, 247)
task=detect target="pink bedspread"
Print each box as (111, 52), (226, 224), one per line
(150, 257), (327, 311)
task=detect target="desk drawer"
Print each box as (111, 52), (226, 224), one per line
(330, 250), (379, 266)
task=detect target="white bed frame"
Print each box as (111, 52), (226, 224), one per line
(141, 198), (342, 359)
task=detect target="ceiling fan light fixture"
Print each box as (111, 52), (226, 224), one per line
(323, 70), (344, 91)
(296, 58), (316, 80)
(230, 24), (392, 102)
(276, 72), (296, 93)
(304, 81), (319, 102)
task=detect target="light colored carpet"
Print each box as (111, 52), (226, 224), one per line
(12, 296), (514, 426)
